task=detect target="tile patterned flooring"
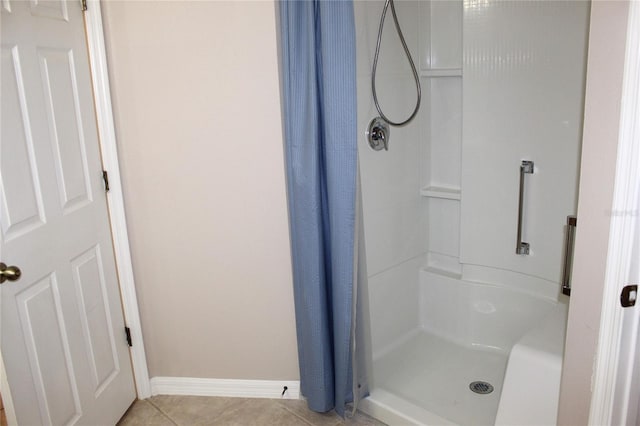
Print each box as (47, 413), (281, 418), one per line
(118, 396), (387, 426)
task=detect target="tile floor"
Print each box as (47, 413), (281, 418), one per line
(0, 393), (6, 426)
(118, 396), (387, 426)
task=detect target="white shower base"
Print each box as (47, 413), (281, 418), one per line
(370, 331), (507, 425)
(360, 270), (567, 425)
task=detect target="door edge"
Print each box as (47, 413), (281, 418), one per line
(83, 0), (151, 400)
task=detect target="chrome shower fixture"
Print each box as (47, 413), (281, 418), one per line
(367, 0), (422, 151)
(366, 117), (390, 151)
(371, 0), (421, 127)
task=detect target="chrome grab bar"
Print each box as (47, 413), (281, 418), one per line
(516, 160), (534, 255)
(562, 215), (577, 296)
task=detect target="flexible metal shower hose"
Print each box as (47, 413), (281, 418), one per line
(371, 0), (422, 127)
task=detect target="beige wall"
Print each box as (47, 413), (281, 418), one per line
(558, 1), (630, 424)
(101, 1), (299, 380)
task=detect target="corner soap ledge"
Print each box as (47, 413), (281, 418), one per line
(420, 68), (463, 77)
(420, 186), (461, 200)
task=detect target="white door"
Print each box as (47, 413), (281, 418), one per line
(1, 1), (136, 424)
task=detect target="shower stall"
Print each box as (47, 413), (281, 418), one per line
(354, 1), (590, 424)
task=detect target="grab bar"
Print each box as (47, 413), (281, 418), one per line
(516, 160), (534, 255)
(561, 215), (577, 296)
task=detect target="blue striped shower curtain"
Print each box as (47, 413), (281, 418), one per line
(278, 0), (367, 416)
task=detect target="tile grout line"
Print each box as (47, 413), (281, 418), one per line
(138, 396), (374, 426)
(275, 400), (328, 426)
(146, 398), (179, 426)
(148, 395), (251, 425)
(207, 397), (254, 423)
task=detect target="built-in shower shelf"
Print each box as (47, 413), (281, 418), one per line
(421, 186), (461, 200)
(420, 68), (462, 78)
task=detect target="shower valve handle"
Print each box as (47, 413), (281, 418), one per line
(367, 117), (390, 151)
(372, 128), (387, 146)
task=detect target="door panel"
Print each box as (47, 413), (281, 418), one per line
(39, 47), (93, 213)
(1, 45), (46, 240)
(1, 1), (136, 424)
(29, 0), (69, 21)
(71, 245), (119, 396)
(16, 274), (81, 426)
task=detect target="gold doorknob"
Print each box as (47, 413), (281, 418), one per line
(0, 262), (21, 284)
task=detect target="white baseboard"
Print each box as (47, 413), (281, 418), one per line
(149, 377), (301, 400)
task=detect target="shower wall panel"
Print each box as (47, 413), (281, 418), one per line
(428, 78), (462, 190)
(367, 258), (422, 360)
(419, 0), (463, 277)
(460, 0), (590, 291)
(419, 0), (463, 70)
(355, 1), (424, 356)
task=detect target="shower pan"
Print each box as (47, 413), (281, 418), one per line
(354, 0), (590, 424)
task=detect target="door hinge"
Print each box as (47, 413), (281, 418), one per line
(81, 0), (87, 11)
(102, 170), (110, 192)
(125, 326), (132, 347)
(621, 285), (638, 308)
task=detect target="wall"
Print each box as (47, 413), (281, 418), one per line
(100, 1), (299, 381)
(420, 0), (463, 279)
(354, 0), (423, 358)
(461, 1), (589, 293)
(558, 1), (630, 423)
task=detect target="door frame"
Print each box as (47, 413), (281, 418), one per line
(82, 0), (151, 400)
(589, 0), (640, 423)
(1, 1), (152, 418)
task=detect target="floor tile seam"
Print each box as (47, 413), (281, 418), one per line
(149, 396), (249, 425)
(275, 400), (326, 426)
(207, 397), (254, 423)
(146, 398), (179, 426)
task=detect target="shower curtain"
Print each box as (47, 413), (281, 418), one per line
(278, 0), (368, 416)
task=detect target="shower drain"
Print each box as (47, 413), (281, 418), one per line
(469, 381), (494, 394)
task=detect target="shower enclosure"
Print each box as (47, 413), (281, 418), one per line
(355, 1), (590, 424)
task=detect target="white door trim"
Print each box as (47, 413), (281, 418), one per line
(589, 1), (640, 424)
(83, 0), (151, 399)
(150, 377), (301, 400)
